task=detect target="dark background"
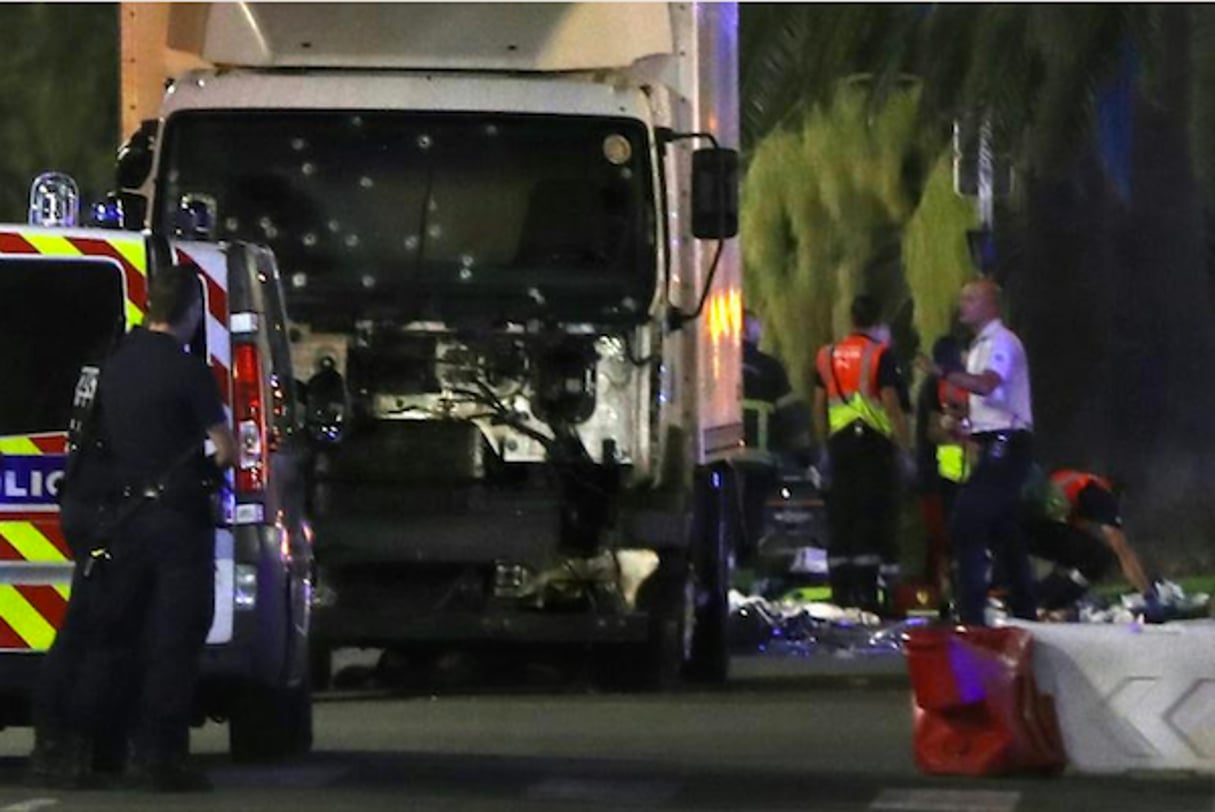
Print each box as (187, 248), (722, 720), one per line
(2, 3), (1211, 573)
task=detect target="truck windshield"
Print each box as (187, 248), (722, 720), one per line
(0, 260), (123, 436)
(157, 111), (657, 327)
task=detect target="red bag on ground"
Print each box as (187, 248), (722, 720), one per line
(905, 626), (1065, 776)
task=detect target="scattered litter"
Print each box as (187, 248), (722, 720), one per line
(993, 578), (1210, 625)
(729, 579), (1212, 657)
(1121, 579), (1210, 619)
(728, 590), (928, 657)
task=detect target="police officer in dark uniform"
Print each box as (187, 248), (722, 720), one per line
(736, 310), (811, 563)
(813, 295), (911, 613)
(32, 264), (236, 791)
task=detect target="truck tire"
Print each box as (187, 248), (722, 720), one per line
(686, 468), (732, 684)
(229, 676), (313, 763)
(635, 561), (696, 692)
(590, 554), (692, 693)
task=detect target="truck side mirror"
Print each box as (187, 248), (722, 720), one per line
(116, 119), (158, 190)
(691, 147), (739, 239)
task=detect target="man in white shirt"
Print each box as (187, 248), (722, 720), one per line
(928, 278), (1037, 625)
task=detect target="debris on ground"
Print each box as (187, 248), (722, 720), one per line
(729, 578), (1213, 656)
(1074, 579), (1208, 623)
(728, 590), (927, 657)
(991, 578), (1210, 624)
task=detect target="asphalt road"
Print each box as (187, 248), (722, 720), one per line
(0, 654), (1207, 811)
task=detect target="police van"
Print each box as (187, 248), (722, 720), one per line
(0, 176), (312, 761)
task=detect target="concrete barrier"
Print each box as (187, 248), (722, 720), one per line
(1009, 620), (1215, 773)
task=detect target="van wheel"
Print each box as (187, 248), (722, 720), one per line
(229, 676), (313, 763)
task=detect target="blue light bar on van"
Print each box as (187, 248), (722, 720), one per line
(29, 172), (80, 228)
(90, 198), (124, 229)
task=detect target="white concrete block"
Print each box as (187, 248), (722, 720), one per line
(1009, 620), (1215, 773)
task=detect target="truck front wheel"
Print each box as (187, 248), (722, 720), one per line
(685, 467), (732, 684)
(634, 558), (696, 691)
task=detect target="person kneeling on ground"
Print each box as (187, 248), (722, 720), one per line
(1022, 468), (1164, 622)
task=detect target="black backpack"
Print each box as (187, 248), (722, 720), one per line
(58, 340), (218, 564)
(58, 360), (121, 556)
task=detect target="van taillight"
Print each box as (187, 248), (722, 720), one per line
(233, 343), (266, 494)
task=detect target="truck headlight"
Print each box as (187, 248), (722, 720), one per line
(234, 563), (258, 610)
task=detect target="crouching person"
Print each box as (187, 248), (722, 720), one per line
(1023, 469), (1162, 621)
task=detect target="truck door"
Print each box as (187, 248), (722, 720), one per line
(0, 248), (127, 651)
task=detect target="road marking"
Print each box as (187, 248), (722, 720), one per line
(0, 800), (59, 812)
(525, 777), (681, 805)
(870, 789), (1020, 812)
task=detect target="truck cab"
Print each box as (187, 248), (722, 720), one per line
(117, 2), (742, 689)
(0, 186), (312, 760)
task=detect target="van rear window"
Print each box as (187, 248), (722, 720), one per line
(0, 259), (124, 436)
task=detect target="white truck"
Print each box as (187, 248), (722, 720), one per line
(115, 2), (743, 689)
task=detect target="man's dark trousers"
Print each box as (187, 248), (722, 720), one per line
(949, 432), (1036, 625)
(71, 506), (214, 769)
(33, 558), (105, 768)
(826, 424), (897, 611)
(1024, 519), (1118, 610)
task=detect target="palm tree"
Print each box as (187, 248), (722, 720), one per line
(0, 4), (119, 221)
(740, 4), (1215, 569)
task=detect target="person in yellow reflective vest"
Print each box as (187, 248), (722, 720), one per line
(913, 334), (969, 601)
(737, 310), (811, 565)
(812, 295), (911, 613)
